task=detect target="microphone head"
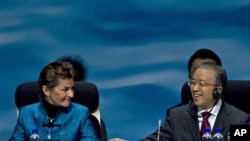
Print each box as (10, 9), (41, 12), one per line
(157, 119), (161, 141)
(158, 119), (161, 126)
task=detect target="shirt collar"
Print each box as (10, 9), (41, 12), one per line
(197, 99), (222, 116)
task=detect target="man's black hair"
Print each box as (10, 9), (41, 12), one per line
(188, 48), (222, 73)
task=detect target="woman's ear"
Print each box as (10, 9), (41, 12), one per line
(42, 85), (50, 96)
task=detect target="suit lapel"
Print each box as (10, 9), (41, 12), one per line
(187, 103), (202, 141)
(212, 102), (231, 134)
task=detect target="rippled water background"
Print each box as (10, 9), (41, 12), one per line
(1, 1), (250, 140)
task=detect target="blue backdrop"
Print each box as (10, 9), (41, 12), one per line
(1, 1), (250, 140)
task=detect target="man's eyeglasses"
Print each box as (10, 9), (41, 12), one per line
(187, 79), (219, 87)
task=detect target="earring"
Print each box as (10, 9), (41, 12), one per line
(46, 95), (50, 100)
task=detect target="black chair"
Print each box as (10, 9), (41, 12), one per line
(15, 81), (108, 141)
(181, 80), (250, 114)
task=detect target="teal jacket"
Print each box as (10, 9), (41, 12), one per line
(9, 101), (99, 141)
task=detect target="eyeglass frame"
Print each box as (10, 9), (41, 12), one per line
(187, 79), (220, 87)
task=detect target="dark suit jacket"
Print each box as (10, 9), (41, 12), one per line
(140, 101), (250, 141)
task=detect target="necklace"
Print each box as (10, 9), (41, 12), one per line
(42, 117), (60, 128)
(48, 117), (55, 123)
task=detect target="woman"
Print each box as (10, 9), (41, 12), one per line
(9, 61), (98, 141)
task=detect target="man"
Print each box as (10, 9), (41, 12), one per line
(141, 62), (250, 141)
(181, 48), (222, 104)
(187, 48), (222, 75)
(111, 48), (223, 141)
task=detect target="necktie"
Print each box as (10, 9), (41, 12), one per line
(200, 111), (211, 137)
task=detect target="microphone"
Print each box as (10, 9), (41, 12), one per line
(157, 119), (161, 141)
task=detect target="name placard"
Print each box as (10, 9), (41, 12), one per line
(230, 125), (250, 141)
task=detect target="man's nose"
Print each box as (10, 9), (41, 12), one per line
(191, 83), (200, 91)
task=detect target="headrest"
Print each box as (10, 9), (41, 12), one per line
(15, 81), (99, 113)
(181, 80), (250, 114)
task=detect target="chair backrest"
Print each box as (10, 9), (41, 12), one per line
(181, 80), (250, 114)
(15, 81), (107, 141)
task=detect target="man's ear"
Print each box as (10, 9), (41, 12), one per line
(217, 86), (223, 94)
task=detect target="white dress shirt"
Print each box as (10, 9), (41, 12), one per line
(197, 99), (222, 131)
